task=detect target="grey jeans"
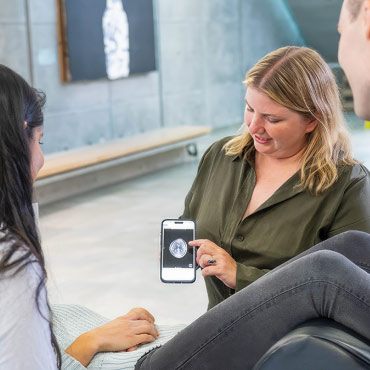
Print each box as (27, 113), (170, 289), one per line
(135, 231), (370, 369)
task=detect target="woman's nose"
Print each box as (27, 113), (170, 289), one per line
(248, 114), (265, 134)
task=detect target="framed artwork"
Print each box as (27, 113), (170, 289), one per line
(57, 0), (156, 82)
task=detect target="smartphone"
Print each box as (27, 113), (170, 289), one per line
(160, 219), (196, 283)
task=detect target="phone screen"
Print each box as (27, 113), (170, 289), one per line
(162, 228), (194, 268)
(161, 220), (196, 283)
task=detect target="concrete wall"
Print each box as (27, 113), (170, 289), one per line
(241, 0), (305, 70)
(0, 0), (304, 154)
(286, 0), (342, 62)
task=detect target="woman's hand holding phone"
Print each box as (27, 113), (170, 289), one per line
(189, 239), (237, 289)
(65, 307), (159, 366)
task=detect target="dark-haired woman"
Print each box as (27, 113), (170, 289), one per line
(0, 62), (369, 370)
(0, 65), (161, 370)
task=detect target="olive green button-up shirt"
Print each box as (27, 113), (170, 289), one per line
(182, 137), (370, 309)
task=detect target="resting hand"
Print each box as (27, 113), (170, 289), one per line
(189, 239), (237, 289)
(65, 307), (158, 366)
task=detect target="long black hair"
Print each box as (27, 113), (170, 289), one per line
(0, 65), (61, 368)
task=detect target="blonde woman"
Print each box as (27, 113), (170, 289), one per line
(180, 46), (370, 309)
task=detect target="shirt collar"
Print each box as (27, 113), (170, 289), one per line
(232, 145), (255, 166)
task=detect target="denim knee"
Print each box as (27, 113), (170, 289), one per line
(301, 250), (350, 280)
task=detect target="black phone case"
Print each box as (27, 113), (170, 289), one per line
(160, 218), (196, 284)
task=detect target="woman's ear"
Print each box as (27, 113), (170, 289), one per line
(305, 119), (318, 134)
(24, 121), (28, 128)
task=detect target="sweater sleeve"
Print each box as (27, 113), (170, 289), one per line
(61, 353), (86, 370)
(52, 304), (186, 370)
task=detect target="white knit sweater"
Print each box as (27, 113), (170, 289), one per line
(53, 304), (185, 369)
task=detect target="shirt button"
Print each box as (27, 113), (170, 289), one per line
(237, 235), (244, 241)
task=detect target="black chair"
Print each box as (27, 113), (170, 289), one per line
(254, 319), (370, 370)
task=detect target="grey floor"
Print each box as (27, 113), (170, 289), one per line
(41, 120), (370, 326)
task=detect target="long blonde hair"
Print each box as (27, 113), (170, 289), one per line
(224, 46), (356, 194)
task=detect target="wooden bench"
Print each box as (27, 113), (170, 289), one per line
(35, 125), (211, 205)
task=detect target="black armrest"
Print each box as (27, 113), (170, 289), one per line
(254, 319), (370, 370)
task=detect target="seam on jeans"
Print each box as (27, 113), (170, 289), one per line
(176, 279), (370, 369)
